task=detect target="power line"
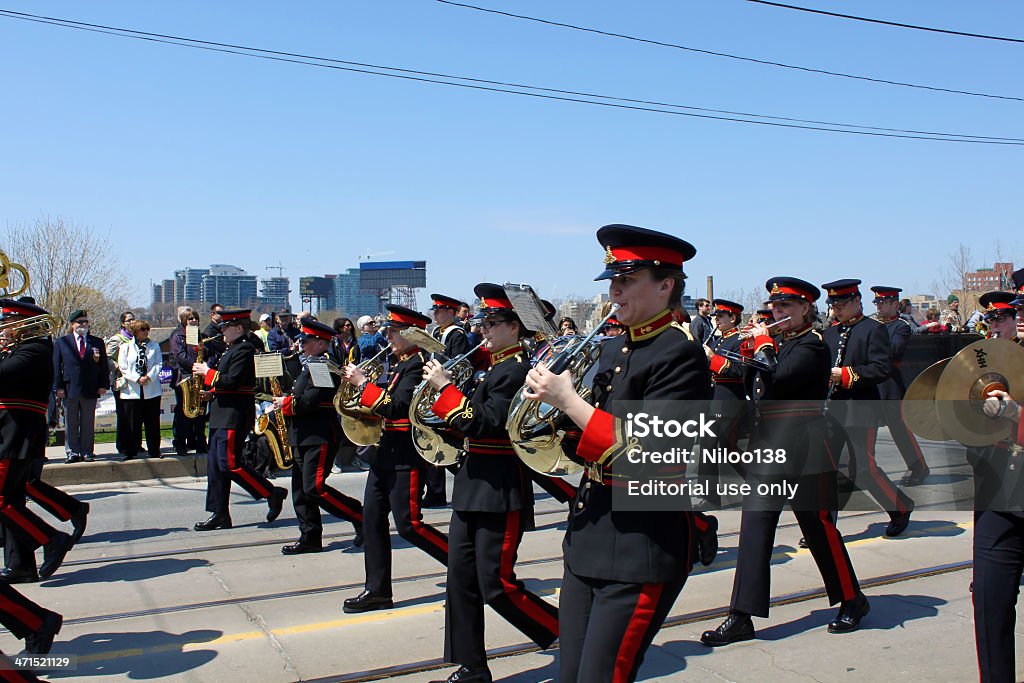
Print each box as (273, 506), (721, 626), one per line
(431, 0), (1023, 102)
(0, 8), (1021, 146)
(745, 0), (1024, 44)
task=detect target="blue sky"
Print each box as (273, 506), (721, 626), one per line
(1, 1), (1021, 312)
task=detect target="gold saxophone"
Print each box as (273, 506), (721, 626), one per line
(264, 377), (294, 469)
(179, 331), (206, 419)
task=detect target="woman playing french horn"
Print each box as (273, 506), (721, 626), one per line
(421, 283), (558, 683)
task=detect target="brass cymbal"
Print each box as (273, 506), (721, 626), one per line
(935, 338), (1024, 446)
(902, 358), (950, 441)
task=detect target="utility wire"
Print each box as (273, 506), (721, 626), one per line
(0, 9), (1021, 146)
(746, 0), (1024, 44)
(432, 0), (1023, 102)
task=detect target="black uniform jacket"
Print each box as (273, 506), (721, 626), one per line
(432, 343), (533, 520)
(822, 314), (892, 427)
(282, 359), (340, 447)
(708, 328), (746, 401)
(203, 338), (256, 431)
(433, 322), (470, 360)
(748, 325), (833, 479)
(359, 348), (425, 469)
(569, 310), (712, 584)
(0, 338), (53, 460)
(877, 316), (912, 400)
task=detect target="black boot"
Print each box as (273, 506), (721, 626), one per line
(429, 665), (493, 683)
(700, 612), (755, 647)
(40, 532), (72, 579)
(24, 611), (62, 655)
(194, 514), (232, 531)
(342, 590), (393, 614)
(828, 593), (870, 633)
(70, 502), (90, 545)
(267, 487), (288, 522)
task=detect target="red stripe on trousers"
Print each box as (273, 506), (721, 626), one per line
(225, 429), (271, 498)
(315, 445), (362, 521)
(408, 468), (448, 554)
(26, 482), (71, 521)
(0, 462), (48, 545)
(819, 510), (855, 600)
(499, 510), (559, 636)
(613, 582), (664, 683)
(865, 429), (906, 513)
(0, 594), (42, 632)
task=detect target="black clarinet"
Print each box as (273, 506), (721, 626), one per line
(823, 325), (851, 414)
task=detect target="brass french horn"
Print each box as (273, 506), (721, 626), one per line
(0, 251), (30, 298)
(335, 344), (390, 446)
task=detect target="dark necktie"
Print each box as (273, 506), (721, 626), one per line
(78, 335), (86, 358)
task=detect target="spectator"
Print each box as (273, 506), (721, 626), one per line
(690, 297), (713, 344)
(941, 294), (964, 332)
(898, 299), (921, 333)
(53, 309), (109, 463)
(456, 302), (472, 327)
(255, 313), (272, 350)
(920, 308), (950, 334)
(267, 312), (291, 352)
(118, 320), (163, 460)
(331, 317), (361, 366)
(965, 306), (985, 334)
(466, 313), (483, 348)
(357, 315), (386, 358)
(281, 311), (301, 342)
(204, 303), (227, 356)
(105, 310), (135, 456)
(559, 316), (579, 336)
(170, 307), (208, 456)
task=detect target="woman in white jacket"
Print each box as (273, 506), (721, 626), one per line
(118, 319), (164, 460)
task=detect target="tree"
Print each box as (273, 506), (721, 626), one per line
(929, 243), (974, 299)
(0, 217), (129, 336)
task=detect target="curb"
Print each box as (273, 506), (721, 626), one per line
(40, 454), (209, 487)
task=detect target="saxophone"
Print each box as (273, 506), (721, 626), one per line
(265, 377), (294, 469)
(179, 330), (206, 419)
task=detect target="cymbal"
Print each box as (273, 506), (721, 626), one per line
(902, 358), (950, 441)
(935, 338), (1024, 446)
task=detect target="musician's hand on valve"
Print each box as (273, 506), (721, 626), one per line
(984, 389), (1021, 422)
(344, 363), (365, 386)
(272, 396), (286, 410)
(830, 367), (844, 383)
(524, 362), (576, 411)
(423, 359), (452, 391)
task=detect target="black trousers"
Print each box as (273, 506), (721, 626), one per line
(423, 463), (447, 504)
(973, 510), (1024, 683)
(8, 457), (86, 574)
(362, 463), (448, 596)
(880, 401), (929, 475)
(526, 470), (576, 504)
(291, 442), (363, 544)
(113, 390), (132, 454)
(445, 509), (558, 668)
(838, 426), (914, 515)
(123, 397), (162, 458)
(559, 568), (687, 683)
(205, 428), (274, 516)
(0, 582), (54, 641)
(0, 459), (59, 572)
(730, 472), (861, 617)
(172, 384), (207, 452)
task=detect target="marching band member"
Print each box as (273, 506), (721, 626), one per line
(701, 277), (868, 646)
(524, 224), (712, 683)
(192, 309), (287, 531)
(821, 279), (913, 537)
(870, 286), (929, 487)
(424, 284), (558, 683)
(342, 305), (449, 614)
(272, 319), (364, 555)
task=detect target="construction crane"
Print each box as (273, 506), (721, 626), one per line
(265, 261), (287, 277)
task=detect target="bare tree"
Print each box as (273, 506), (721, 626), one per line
(929, 243), (974, 299)
(1, 217), (129, 336)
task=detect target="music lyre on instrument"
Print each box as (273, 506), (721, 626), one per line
(252, 352), (293, 469)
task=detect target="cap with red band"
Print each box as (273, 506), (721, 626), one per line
(594, 224), (696, 281)
(300, 319), (335, 341)
(0, 298), (47, 318)
(218, 309), (251, 326)
(765, 277), (820, 303)
(712, 298), (743, 316)
(821, 279), (862, 305)
(429, 293), (462, 311)
(382, 304), (430, 329)
(870, 285), (902, 303)
(980, 291), (1017, 320)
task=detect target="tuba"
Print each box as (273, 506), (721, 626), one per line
(507, 304), (619, 476)
(410, 338), (486, 466)
(335, 344), (390, 446)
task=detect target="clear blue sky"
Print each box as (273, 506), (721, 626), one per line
(1, 1), (1021, 312)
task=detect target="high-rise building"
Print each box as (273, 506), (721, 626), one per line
(330, 269), (380, 316)
(151, 283), (163, 306)
(161, 279), (176, 304)
(201, 264), (258, 308)
(174, 267), (209, 303)
(260, 276), (291, 309)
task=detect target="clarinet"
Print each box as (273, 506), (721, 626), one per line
(823, 325), (850, 414)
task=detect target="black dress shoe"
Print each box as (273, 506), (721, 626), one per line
(267, 487), (288, 523)
(70, 502), (90, 545)
(886, 509), (912, 537)
(352, 523), (364, 548)
(39, 532), (72, 579)
(697, 514), (719, 566)
(343, 590), (394, 614)
(282, 542), (322, 555)
(900, 469), (930, 487)
(194, 514), (232, 531)
(0, 568), (39, 584)
(828, 593), (870, 633)
(24, 611), (62, 655)
(429, 665), (493, 683)
(700, 612), (755, 646)
(798, 536), (809, 549)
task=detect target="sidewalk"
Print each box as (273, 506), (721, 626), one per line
(41, 440), (208, 487)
